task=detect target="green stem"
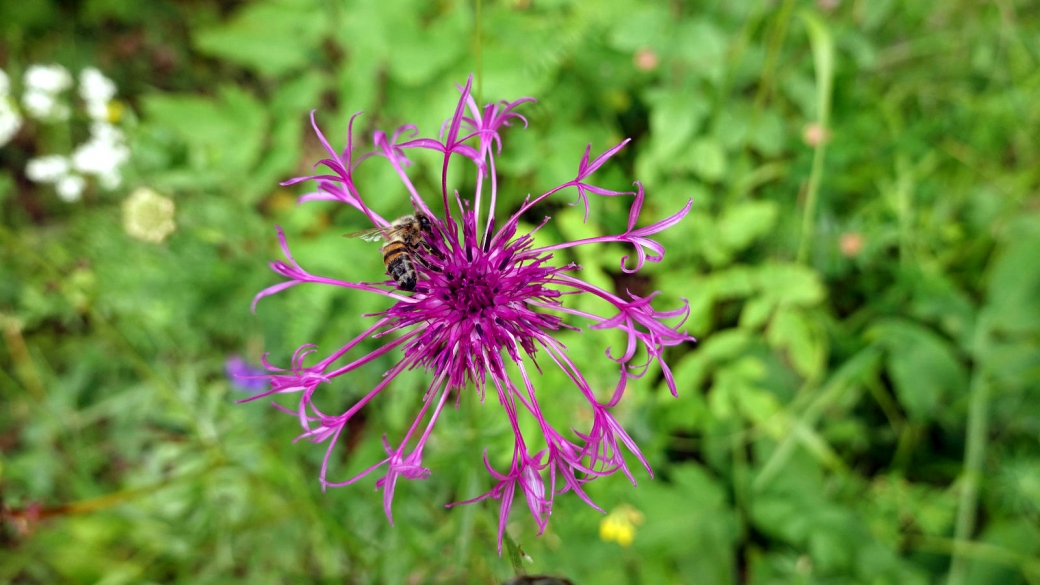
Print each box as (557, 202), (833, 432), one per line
(475, 0), (483, 106)
(796, 12), (834, 265)
(947, 340), (991, 585)
(752, 0), (796, 112)
(503, 529), (526, 576)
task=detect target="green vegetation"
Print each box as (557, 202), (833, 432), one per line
(2, 0), (1039, 583)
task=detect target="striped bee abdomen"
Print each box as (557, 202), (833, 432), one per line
(382, 241), (418, 291)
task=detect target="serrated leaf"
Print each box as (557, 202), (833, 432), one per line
(985, 221), (1040, 335)
(647, 90), (709, 160)
(767, 306), (826, 380)
(192, 0), (330, 77)
(673, 19), (728, 84)
(740, 295), (775, 328)
(386, 6), (469, 86)
(718, 200), (779, 252)
(710, 265), (756, 299)
(755, 262), (826, 307)
(141, 85), (269, 180)
(869, 319), (968, 421)
(750, 110), (787, 156)
(699, 329), (752, 363)
(684, 138), (728, 182)
(607, 5), (671, 52)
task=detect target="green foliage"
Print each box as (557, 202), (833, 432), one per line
(3, 0), (1040, 584)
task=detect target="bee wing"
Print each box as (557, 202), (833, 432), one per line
(342, 227), (386, 242)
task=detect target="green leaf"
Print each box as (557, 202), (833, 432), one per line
(767, 306), (826, 380)
(252, 72), (327, 194)
(717, 200), (779, 252)
(647, 89), (709, 160)
(141, 85), (269, 183)
(607, 5), (671, 52)
(755, 262), (826, 307)
(985, 220), (1040, 335)
(683, 138), (728, 183)
(192, 0), (330, 77)
(386, 6), (469, 86)
(749, 109), (787, 157)
(868, 319), (968, 421)
(672, 19), (728, 84)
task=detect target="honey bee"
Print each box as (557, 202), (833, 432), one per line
(343, 213), (433, 292)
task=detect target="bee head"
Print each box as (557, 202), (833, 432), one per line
(417, 213), (433, 232)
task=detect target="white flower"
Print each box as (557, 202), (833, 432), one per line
(86, 100), (109, 121)
(0, 69), (10, 97)
(24, 64), (72, 94)
(22, 89), (70, 121)
(99, 171), (122, 190)
(90, 121), (124, 144)
(0, 98), (22, 147)
(70, 122), (130, 190)
(123, 188), (176, 243)
(79, 68), (117, 105)
(56, 175), (86, 202)
(26, 155), (71, 183)
(71, 140), (131, 182)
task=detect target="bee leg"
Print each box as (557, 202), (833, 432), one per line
(421, 239), (444, 260)
(414, 244), (442, 273)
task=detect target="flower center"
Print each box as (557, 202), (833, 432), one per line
(443, 264), (496, 317)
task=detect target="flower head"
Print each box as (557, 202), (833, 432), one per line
(22, 64), (72, 121)
(122, 187), (176, 243)
(247, 77), (693, 551)
(17, 65), (130, 198)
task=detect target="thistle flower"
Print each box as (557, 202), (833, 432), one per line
(244, 77), (693, 551)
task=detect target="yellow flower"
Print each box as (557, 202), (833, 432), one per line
(599, 504), (644, 547)
(107, 100), (125, 124)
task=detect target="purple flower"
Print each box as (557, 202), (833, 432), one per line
(244, 76), (693, 552)
(225, 355), (270, 393)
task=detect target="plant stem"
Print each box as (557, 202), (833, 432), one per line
(947, 318), (991, 585)
(503, 529), (526, 576)
(796, 12), (834, 265)
(475, 0), (483, 106)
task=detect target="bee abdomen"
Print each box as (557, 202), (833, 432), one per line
(383, 242), (417, 291)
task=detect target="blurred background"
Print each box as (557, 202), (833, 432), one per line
(2, 0), (1040, 583)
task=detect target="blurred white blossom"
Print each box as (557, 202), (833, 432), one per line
(23, 64), (73, 121)
(24, 64), (73, 93)
(0, 69), (21, 147)
(122, 188), (176, 243)
(0, 102), (19, 144)
(79, 68), (116, 121)
(71, 122), (130, 185)
(56, 174), (86, 202)
(26, 155), (71, 183)
(27, 152), (90, 202)
(22, 89), (69, 121)
(0, 100), (20, 146)
(14, 64), (130, 200)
